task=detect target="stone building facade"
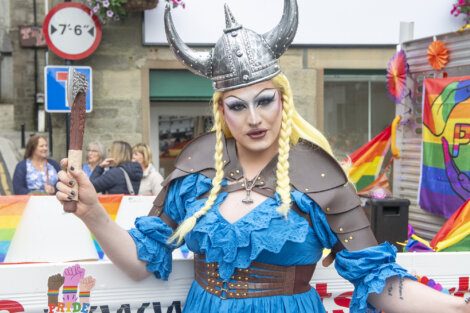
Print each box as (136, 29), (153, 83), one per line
(3, 0), (395, 165)
(9, 0), (46, 132)
(0, 0), (14, 130)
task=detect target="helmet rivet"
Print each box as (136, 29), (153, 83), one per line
(236, 49), (243, 57)
(243, 74), (249, 81)
(231, 31), (238, 37)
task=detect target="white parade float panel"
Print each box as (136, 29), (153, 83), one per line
(0, 197), (468, 312)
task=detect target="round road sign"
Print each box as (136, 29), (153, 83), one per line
(43, 2), (102, 60)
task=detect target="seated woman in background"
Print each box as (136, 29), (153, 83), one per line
(90, 140), (142, 195)
(132, 143), (164, 196)
(12, 135), (60, 195)
(83, 141), (106, 177)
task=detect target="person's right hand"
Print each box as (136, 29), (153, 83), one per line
(99, 158), (116, 168)
(56, 158), (100, 218)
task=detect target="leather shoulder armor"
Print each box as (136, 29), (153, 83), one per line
(149, 132), (226, 219)
(149, 134), (378, 252)
(289, 140), (348, 192)
(171, 131), (227, 179)
(289, 140), (377, 252)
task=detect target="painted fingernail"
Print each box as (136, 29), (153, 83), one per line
(70, 166), (75, 171)
(70, 190), (75, 196)
(69, 180), (75, 186)
(67, 195), (73, 200)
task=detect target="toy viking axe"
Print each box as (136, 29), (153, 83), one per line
(64, 67), (88, 213)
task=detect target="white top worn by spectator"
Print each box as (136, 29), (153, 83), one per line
(132, 143), (164, 196)
(139, 163), (163, 196)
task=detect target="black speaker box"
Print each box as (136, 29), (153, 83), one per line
(363, 198), (410, 251)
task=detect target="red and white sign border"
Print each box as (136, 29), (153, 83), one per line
(43, 2), (102, 60)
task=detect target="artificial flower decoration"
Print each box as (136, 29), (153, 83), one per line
(386, 50), (409, 104)
(451, 0), (470, 25)
(427, 40), (449, 70)
(85, 0), (127, 23)
(84, 0), (185, 24)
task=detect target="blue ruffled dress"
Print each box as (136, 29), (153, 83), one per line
(129, 173), (413, 313)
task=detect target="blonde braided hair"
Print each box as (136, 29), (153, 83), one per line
(168, 99), (225, 244)
(273, 78), (293, 216)
(169, 73), (334, 243)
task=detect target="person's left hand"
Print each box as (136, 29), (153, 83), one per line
(99, 158), (116, 168)
(45, 184), (55, 195)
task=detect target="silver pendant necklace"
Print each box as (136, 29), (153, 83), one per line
(241, 172), (261, 205)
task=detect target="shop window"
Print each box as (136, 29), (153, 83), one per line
(158, 114), (213, 176)
(323, 70), (395, 158)
(149, 70), (213, 177)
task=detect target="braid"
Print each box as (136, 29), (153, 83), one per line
(169, 73), (340, 243)
(275, 82), (294, 217)
(169, 96), (226, 245)
(272, 73), (333, 155)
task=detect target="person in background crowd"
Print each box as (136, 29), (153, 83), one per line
(90, 141), (142, 195)
(83, 141), (106, 177)
(132, 143), (164, 196)
(12, 135), (60, 195)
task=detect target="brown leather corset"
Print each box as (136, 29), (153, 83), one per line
(194, 254), (316, 299)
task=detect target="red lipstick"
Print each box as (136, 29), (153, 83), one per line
(247, 128), (267, 139)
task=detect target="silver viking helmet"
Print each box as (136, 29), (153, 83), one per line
(164, 0), (298, 91)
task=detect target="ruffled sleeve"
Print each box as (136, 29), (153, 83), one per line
(335, 243), (415, 312)
(293, 191), (415, 313)
(128, 174), (199, 280)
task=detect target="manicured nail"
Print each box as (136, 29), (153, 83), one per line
(70, 166), (75, 171)
(69, 180), (75, 187)
(67, 195), (73, 200)
(70, 190), (75, 196)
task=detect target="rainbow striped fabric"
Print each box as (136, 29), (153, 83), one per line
(348, 126), (391, 192)
(0, 195), (123, 262)
(93, 195), (123, 259)
(419, 76), (470, 218)
(431, 199), (470, 252)
(0, 196), (30, 262)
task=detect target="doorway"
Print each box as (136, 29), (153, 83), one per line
(150, 101), (213, 177)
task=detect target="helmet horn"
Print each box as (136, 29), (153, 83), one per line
(164, 4), (212, 78)
(263, 0), (299, 59)
(223, 4), (241, 32)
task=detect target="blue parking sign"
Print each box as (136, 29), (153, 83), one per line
(44, 66), (92, 113)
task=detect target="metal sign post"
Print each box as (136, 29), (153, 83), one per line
(43, 2), (100, 153)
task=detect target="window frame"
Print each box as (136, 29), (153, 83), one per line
(324, 69), (388, 142)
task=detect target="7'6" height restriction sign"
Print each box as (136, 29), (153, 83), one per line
(43, 2), (102, 60)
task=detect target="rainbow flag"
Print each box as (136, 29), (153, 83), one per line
(431, 199), (470, 252)
(348, 126), (391, 192)
(93, 195), (123, 259)
(0, 196), (30, 262)
(419, 76), (470, 218)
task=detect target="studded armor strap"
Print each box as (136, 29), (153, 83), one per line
(194, 254), (315, 299)
(289, 140), (377, 252)
(149, 132), (377, 253)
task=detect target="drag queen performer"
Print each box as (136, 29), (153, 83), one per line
(56, 1), (470, 312)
